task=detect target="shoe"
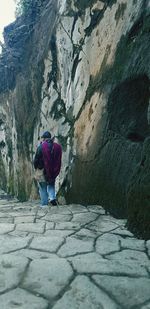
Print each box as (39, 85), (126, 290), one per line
(50, 199), (58, 206)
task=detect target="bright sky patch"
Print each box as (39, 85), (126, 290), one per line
(0, 0), (16, 42)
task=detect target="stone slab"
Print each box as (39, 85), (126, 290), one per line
(0, 235), (31, 254)
(44, 229), (74, 237)
(110, 227), (134, 237)
(30, 236), (65, 253)
(8, 231), (29, 237)
(43, 213), (72, 222)
(75, 228), (99, 238)
(0, 217), (14, 223)
(88, 217), (119, 233)
(0, 255), (28, 292)
(22, 258), (73, 300)
(0, 288), (48, 309)
(0, 212), (12, 218)
(55, 222), (82, 230)
(0, 223), (15, 234)
(53, 275), (119, 309)
(14, 216), (35, 224)
(67, 204), (88, 213)
(8, 211), (37, 217)
(93, 275), (150, 308)
(48, 206), (72, 215)
(120, 238), (145, 251)
(96, 233), (121, 255)
(69, 253), (148, 277)
(10, 249), (58, 260)
(45, 222), (55, 230)
(16, 223), (45, 233)
(58, 236), (94, 257)
(72, 212), (98, 224)
(87, 205), (106, 214)
(106, 249), (150, 267)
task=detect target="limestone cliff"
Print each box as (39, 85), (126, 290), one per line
(0, 0), (149, 238)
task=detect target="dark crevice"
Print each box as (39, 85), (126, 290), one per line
(50, 96), (66, 120)
(85, 9), (104, 37)
(127, 132), (145, 142)
(128, 14), (144, 41)
(47, 34), (58, 90)
(107, 74), (150, 142)
(71, 55), (82, 81)
(71, 12), (80, 40)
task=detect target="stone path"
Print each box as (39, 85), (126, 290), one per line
(0, 191), (150, 308)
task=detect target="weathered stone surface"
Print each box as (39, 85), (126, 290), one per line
(45, 229), (74, 237)
(93, 275), (150, 308)
(14, 216), (35, 223)
(96, 233), (121, 255)
(45, 222), (55, 230)
(106, 249), (150, 267)
(22, 258), (73, 300)
(58, 236), (94, 257)
(0, 212), (12, 218)
(0, 0), (149, 240)
(87, 205), (106, 214)
(16, 223), (45, 233)
(30, 236), (65, 253)
(72, 212), (98, 224)
(10, 249), (58, 260)
(0, 288), (48, 309)
(48, 206), (72, 215)
(110, 227), (134, 237)
(88, 217), (119, 233)
(120, 238), (145, 251)
(53, 275), (119, 309)
(0, 235), (31, 254)
(55, 222), (82, 230)
(0, 217), (14, 223)
(0, 255), (28, 292)
(43, 213), (72, 222)
(75, 228), (99, 238)
(0, 223), (15, 234)
(8, 211), (37, 217)
(69, 253), (148, 277)
(0, 197), (149, 308)
(67, 205), (88, 213)
(8, 231), (29, 237)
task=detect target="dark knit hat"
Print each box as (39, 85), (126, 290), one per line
(41, 131), (51, 139)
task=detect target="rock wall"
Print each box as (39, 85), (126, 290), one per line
(0, 0), (149, 238)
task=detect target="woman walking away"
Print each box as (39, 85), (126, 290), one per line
(34, 131), (62, 207)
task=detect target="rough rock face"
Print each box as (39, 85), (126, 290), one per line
(0, 0), (149, 238)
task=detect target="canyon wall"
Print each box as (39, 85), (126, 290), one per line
(0, 0), (149, 238)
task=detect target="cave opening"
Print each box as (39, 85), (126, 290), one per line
(107, 74), (150, 142)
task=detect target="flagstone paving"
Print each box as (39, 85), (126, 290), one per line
(0, 191), (150, 308)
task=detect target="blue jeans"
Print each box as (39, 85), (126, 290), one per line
(38, 182), (56, 206)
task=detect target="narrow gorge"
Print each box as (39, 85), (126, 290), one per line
(0, 0), (149, 238)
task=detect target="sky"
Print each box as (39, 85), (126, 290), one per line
(0, 0), (16, 42)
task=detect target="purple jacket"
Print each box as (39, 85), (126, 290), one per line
(34, 140), (62, 183)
